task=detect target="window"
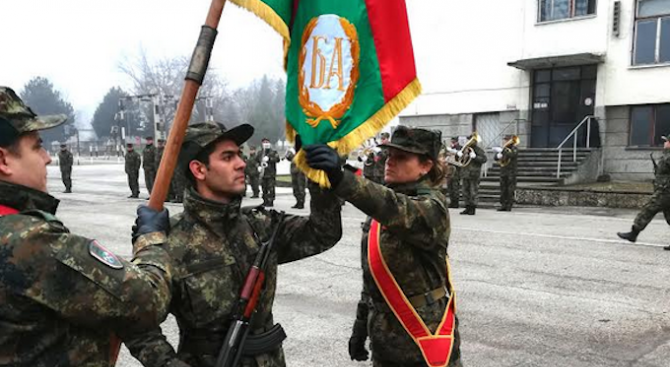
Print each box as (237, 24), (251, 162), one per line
(634, 0), (670, 65)
(539, 0), (596, 22)
(630, 104), (670, 146)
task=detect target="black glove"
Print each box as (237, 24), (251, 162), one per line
(294, 134), (303, 152)
(304, 144), (343, 187)
(133, 205), (170, 242)
(348, 319), (369, 361)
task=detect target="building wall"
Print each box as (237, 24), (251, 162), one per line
(603, 106), (655, 181)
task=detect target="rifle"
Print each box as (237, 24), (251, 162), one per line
(215, 212), (287, 367)
(651, 153), (658, 174)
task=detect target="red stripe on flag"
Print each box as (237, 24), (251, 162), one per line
(364, 0), (417, 102)
(289, 0), (300, 30)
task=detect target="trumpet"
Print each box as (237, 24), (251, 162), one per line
(497, 135), (520, 167)
(447, 132), (480, 168)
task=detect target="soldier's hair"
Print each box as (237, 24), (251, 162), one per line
(421, 155), (446, 187)
(185, 142), (217, 186)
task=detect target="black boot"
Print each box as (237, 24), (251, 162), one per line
(469, 206), (476, 215)
(617, 227), (640, 243)
(449, 201), (459, 209)
(664, 246), (670, 251)
(459, 207), (470, 215)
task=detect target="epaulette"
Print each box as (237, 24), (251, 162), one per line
(170, 212), (186, 227)
(21, 209), (62, 224)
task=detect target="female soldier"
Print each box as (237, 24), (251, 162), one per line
(305, 126), (462, 367)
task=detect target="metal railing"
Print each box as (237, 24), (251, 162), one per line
(556, 115), (596, 179)
(482, 119), (526, 177)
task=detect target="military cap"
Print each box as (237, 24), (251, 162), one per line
(261, 137), (271, 143)
(380, 125), (442, 161)
(503, 134), (513, 140)
(127, 143), (134, 148)
(380, 132), (390, 139)
(180, 122), (254, 166)
(60, 143), (67, 147)
(451, 136), (459, 142)
(0, 87), (67, 146)
(145, 136), (154, 140)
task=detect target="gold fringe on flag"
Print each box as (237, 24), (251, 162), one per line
(291, 78), (423, 188)
(229, 0), (290, 41)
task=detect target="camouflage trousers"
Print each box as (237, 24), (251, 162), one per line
(448, 176), (461, 207)
(262, 177), (276, 204)
(128, 172), (140, 196)
(500, 174), (517, 210)
(248, 174), (260, 197)
(60, 169), (72, 191)
(633, 190), (670, 231)
(291, 171), (306, 203)
(462, 176), (480, 207)
(144, 169), (156, 194)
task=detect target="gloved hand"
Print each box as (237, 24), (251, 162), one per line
(469, 151), (477, 159)
(304, 144), (343, 187)
(257, 166), (263, 173)
(496, 152), (503, 160)
(133, 205), (170, 242)
(447, 148), (457, 154)
(456, 151), (463, 158)
(294, 134), (303, 152)
(262, 156), (269, 163)
(348, 320), (369, 361)
(492, 147), (503, 153)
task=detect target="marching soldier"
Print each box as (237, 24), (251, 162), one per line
(246, 145), (261, 198)
(58, 142), (73, 193)
(124, 122), (343, 367)
(304, 126), (462, 367)
(256, 137), (280, 207)
(446, 136), (462, 208)
(372, 132), (390, 184)
(285, 146), (306, 209)
(618, 135), (670, 250)
(143, 136), (157, 194)
(494, 135), (519, 212)
(125, 143), (142, 199)
(0, 86), (173, 365)
(460, 133), (487, 215)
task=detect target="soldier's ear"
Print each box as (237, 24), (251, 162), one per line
(0, 148), (10, 176)
(189, 160), (208, 181)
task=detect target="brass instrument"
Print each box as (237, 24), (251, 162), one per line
(449, 132), (480, 168)
(498, 135), (520, 167)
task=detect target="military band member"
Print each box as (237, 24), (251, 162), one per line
(58, 142), (73, 193)
(125, 143), (142, 199)
(459, 134), (487, 215)
(285, 147), (307, 209)
(0, 86), (173, 365)
(445, 136), (462, 209)
(143, 136), (157, 194)
(618, 135), (670, 250)
(494, 135), (519, 212)
(246, 145), (261, 198)
(304, 126), (462, 367)
(125, 122), (343, 367)
(257, 137), (280, 207)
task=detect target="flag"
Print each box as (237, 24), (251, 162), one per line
(232, 0), (421, 186)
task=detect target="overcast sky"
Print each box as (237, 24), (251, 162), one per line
(0, 0), (448, 128)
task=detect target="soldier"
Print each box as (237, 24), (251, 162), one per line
(246, 145), (261, 198)
(304, 126), (462, 367)
(124, 122), (342, 367)
(125, 143), (142, 199)
(372, 132), (390, 184)
(156, 138), (166, 165)
(170, 161), (187, 203)
(256, 137), (280, 207)
(445, 136), (462, 209)
(143, 136), (157, 194)
(459, 134), (487, 215)
(58, 142), (73, 193)
(0, 86), (173, 365)
(618, 135), (670, 250)
(494, 135), (519, 212)
(285, 146), (306, 209)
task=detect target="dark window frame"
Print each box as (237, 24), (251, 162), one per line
(538, 0), (597, 22)
(633, 0), (670, 65)
(629, 104), (670, 147)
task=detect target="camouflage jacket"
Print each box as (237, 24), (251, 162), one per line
(0, 180), (173, 367)
(334, 171), (461, 365)
(126, 150), (142, 175)
(245, 152), (260, 177)
(143, 144), (157, 172)
(653, 150), (670, 190)
(498, 145), (518, 177)
(372, 150), (388, 181)
(156, 147), (165, 166)
(125, 185), (342, 367)
(461, 144), (487, 178)
(255, 149), (280, 178)
(284, 150), (301, 175)
(59, 150), (74, 171)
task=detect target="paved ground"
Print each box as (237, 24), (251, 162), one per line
(46, 164), (670, 367)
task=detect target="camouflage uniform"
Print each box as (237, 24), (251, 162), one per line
(497, 144), (518, 211)
(336, 172), (461, 367)
(245, 152), (261, 198)
(125, 148), (142, 198)
(447, 142), (462, 208)
(633, 150), (670, 232)
(372, 150), (388, 184)
(143, 143), (157, 194)
(170, 164), (187, 203)
(58, 147), (74, 192)
(361, 152), (376, 180)
(0, 86), (173, 366)
(125, 184), (342, 367)
(257, 149), (280, 206)
(461, 143), (487, 213)
(285, 149), (306, 208)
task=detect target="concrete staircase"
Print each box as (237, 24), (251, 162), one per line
(461, 148), (593, 207)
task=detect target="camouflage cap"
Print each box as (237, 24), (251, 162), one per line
(380, 126), (442, 161)
(179, 122), (254, 167)
(0, 87), (67, 146)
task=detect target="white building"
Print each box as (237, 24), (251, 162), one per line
(403, 0), (670, 181)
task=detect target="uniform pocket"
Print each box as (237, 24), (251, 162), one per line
(182, 256), (239, 326)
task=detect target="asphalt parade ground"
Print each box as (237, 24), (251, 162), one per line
(46, 164), (670, 367)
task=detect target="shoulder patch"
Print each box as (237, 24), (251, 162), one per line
(89, 240), (124, 269)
